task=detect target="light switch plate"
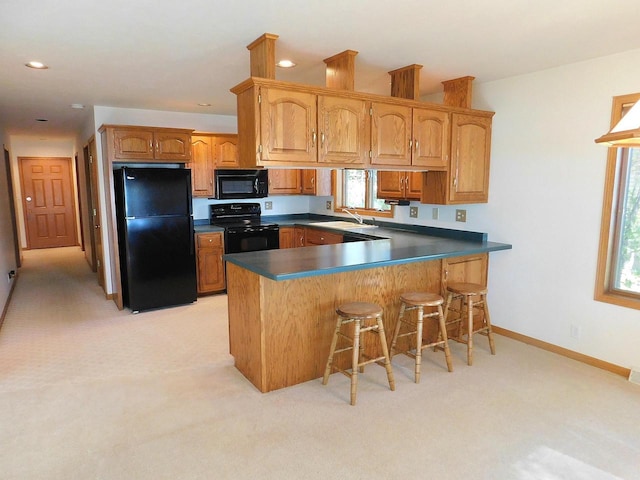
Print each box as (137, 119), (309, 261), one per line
(264, 201), (273, 210)
(326, 200), (332, 210)
(432, 208), (439, 220)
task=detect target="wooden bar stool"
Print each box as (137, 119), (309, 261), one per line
(444, 282), (496, 366)
(322, 302), (396, 405)
(390, 292), (453, 383)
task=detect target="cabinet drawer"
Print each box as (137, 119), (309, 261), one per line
(305, 228), (343, 245)
(196, 232), (223, 248)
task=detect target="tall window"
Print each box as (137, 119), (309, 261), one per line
(595, 93), (640, 309)
(335, 169), (392, 216)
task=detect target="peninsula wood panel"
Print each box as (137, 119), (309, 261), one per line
(227, 263), (266, 391)
(227, 259), (443, 392)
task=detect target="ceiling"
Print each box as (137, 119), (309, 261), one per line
(2, 0), (639, 139)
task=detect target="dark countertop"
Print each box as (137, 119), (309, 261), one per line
(223, 216), (511, 281)
(194, 225), (224, 234)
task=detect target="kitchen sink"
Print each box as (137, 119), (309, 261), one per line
(308, 221), (379, 230)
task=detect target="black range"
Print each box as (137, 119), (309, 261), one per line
(209, 203), (279, 254)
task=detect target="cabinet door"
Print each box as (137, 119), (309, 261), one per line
(190, 136), (214, 197)
(370, 102), (412, 166)
(113, 129), (155, 160)
(449, 114), (491, 203)
(294, 227), (306, 247)
(412, 108), (449, 169)
(196, 233), (225, 294)
(268, 169), (302, 194)
(406, 171), (423, 200)
(213, 134), (239, 168)
(154, 131), (192, 161)
(260, 88), (317, 163)
(301, 169), (332, 196)
(318, 95), (368, 165)
(279, 227), (295, 249)
(377, 171), (405, 199)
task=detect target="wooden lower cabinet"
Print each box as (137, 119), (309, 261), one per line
(195, 232), (225, 294)
(279, 227), (295, 249)
(303, 228), (343, 246)
(280, 226), (342, 247)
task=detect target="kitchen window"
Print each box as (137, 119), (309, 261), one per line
(595, 93), (640, 309)
(334, 169), (393, 217)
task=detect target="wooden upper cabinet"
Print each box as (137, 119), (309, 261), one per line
(317, 95), (368, 165)
(422, 112), (492, 205)
(111, 127), (192, 162)
(213, 134), (239, 168)
(260, 87), (317, 163)
(302, 169), (332, 196)
(449, 113), (491, 203)
(269, 169), (302, 194)
(377, 171), (422, 200)
(370, 102), (412, 166)
(154, 131), (191, 161)
(113, 129), (155, 160)
(412, 108), (449, 169)
(190, 136), (214, 197)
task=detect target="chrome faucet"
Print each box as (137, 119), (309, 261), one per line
(342, 208), (363, 224)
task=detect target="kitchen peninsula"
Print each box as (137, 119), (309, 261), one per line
(224, 221), (511, 392)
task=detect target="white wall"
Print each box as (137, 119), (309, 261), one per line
(476, 49), (640, 370)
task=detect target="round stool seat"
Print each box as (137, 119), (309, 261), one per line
(400, 292), (444, 307)
(446, 282), (487, 296)
(337, 302), (383, 319)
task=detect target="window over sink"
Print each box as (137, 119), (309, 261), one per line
(334, 169), (393, 218)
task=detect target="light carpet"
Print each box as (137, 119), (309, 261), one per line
(0, 247), (639, 479)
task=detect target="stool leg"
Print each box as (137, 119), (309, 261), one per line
(376, 316), (396, 392)
(323, 316), (342, 385)
(466, 297), (474, 366)
(483, 294), (496, 355)
(437, 304), (453, 372)
(350, 318), (361, 406)
(414, 306), (424, 383)
(390, 302), (406, 359)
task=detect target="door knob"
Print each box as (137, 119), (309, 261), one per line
(26, 196), (32, 202)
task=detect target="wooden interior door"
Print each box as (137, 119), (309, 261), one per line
(19, 157), (78, 249)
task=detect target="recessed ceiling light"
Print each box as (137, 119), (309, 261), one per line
(35, 118), (48, 122)
(25, 61), (48, 69)
(276, 59), (296, 68)
(70, 104), (85, 109)
(198, 103), (212, 107)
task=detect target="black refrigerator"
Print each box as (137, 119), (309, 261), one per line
(114, 167), (197, 312)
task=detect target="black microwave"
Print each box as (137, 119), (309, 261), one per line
(214, 169), (268, 199)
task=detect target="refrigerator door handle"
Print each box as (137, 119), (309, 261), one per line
(189, 216), (195, 255)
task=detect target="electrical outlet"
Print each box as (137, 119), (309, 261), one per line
(570, 324), (581, 339)
(264, 201), (273, 210)
(432, 207), (439, 220)
(409, 206), (418, 218)
(455, 209), (467, 222)
(326, 200), (332, 210)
